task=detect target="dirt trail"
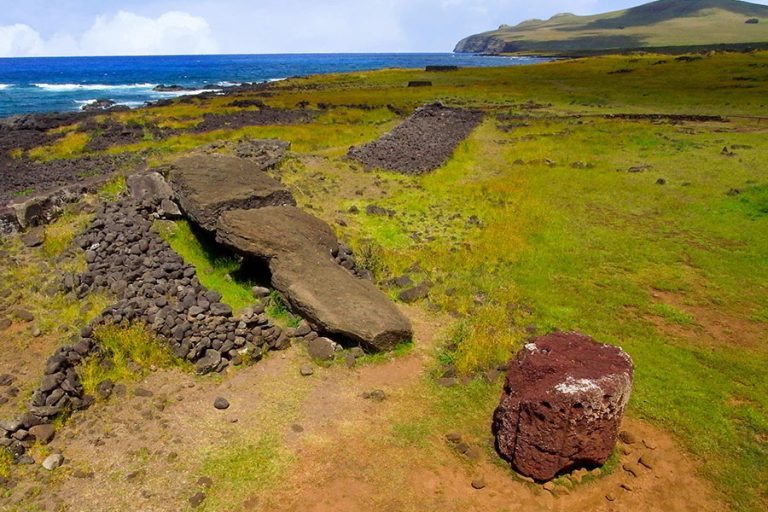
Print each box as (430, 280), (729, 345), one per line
(4, 306), (725, 512)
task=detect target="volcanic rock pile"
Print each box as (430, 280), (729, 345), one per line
(493, 332), (634, 481)
(347, 103), (484, 174)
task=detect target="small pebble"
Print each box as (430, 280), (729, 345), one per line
(445, 432), (462, 443)
(471, 477), (486, 490)
(213, 397), (230, 410)
(189, 492), (206, 508)
(300, 365), (314, 376)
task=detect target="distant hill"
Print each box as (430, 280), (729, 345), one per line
(455, 0), (768, 55)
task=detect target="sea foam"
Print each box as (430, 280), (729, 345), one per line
(34, 83), (157, 92)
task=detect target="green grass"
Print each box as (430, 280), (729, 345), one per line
(78, 323), (188, 396)
(42, 209), (94, 258)
(154, 220), (255, 312)
(197, 433), (292, 511)
(97, 175), (126, 202)
(650, 303), (697, 325)
(0, 449), (12, 478)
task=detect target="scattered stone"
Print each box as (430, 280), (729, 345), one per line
(362, 389), (387, 402)
(307, 337), (335, 361)
(13, 309), (34, 322)
(299, 365), (314, 376)
(606, 493), (617, 502)
(465, 446), (482, 462)
(42, 453), (64, 470)
(642, 438), (658, 450)
(197, 476), (213, 488)
(619, 430), (639, 445)
(398, 283), (430, 303)
(252, 286), (271, 299)
(21, 227), (45, 247)
(213, 397), (230, 410)
(29, 424), (55, 445)
(622, 462), (642, 477)
(134, 387), (154, 398)
(437, 377), (457, 388)
(639, 453), (657, 469)
(0, 318), (10, 330)
(542, 481), (556, 492)
(350, 347), (366, 359)
(96, 379), (114, 399)
(446, 432), (463, 444)
(493, 332), (634, 481)
(656, 178), (666, 185)
(189, 492), (206, 508)
(620, 482), (635, 492)
(291, 423), (304, 433)
(471, 476), (486, 490)
(344, 352), (356, 368)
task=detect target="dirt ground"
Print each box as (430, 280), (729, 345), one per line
(0, 306), (725, 512)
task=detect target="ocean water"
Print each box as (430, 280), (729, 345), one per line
(0, 53), (548, 118)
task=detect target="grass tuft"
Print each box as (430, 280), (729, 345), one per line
(78, 323), (187, 396)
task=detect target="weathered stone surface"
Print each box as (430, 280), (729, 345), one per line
(168, 154), (295, 232)
(20, 227), (45, 247)
(493, 332), (633, 481)
(126, 172), (174, 203)
(307, 337), (335, 361)
(216, 206), (412, 351)
(42, 453), (64, 470)
(29, 424), (56, 445)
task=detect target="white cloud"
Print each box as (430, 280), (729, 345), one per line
(0, 11), (218, 57)
(79, 11), (218, 56)
(0, 24), (45, 57)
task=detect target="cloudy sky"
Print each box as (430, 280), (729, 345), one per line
(1, 0), (767, 57)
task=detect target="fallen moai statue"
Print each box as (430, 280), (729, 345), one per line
(216, 206), (413, 351)
(168, 151), (296, 232)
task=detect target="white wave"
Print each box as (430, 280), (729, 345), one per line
(115, 101), (146, 108)
(0, 84), (11, 90)
(34, 83), (157, 92)
(74, 99), (98, 106)
(215, 81), (242, 87)
(266, 77), (287, 83)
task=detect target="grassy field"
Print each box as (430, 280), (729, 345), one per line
(15, 51), (768, 510)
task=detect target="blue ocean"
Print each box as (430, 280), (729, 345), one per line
(0, 53), (547, 118)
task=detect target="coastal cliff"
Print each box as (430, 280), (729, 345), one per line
(454, 0), (768, 55)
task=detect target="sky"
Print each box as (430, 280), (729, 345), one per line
(1, 0), (768, 57)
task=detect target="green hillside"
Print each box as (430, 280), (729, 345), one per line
(455, 0), (768, 55)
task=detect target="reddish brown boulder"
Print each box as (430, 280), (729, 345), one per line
(493, 332), (633, 481)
